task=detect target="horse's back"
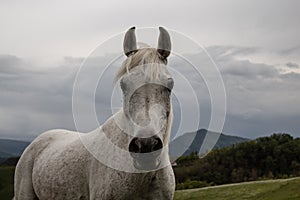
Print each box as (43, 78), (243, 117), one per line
(14, 129), (90, 200)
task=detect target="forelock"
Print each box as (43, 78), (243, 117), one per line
(114, 48), (165, 83)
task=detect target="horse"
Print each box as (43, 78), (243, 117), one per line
(14, 27), (175, 200)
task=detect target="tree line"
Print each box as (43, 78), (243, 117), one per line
(173, 133), (300, 190)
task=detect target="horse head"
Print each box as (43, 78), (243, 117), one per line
(116, 27), (173, 170)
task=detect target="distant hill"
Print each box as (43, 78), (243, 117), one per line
(0, 139), (30, 158)
(173, 133), (300, 188)
(0, 151), (13, 158)
(0, 130), (248, 162)
(0, 157), (20, 166)
(169, 129), (249, 159)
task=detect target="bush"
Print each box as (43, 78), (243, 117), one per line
(176, 179), (211, 190)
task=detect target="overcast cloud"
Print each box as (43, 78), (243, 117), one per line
(0, 0), (299, 140)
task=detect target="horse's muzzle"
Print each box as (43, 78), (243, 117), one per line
(128, 136), (163, 170)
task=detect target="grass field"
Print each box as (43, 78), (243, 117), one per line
(1, 166), (300, 200)
(174, 177), (300, 200)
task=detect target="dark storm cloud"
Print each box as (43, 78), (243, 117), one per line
(0, 55), (80, 140)
(0, 0), (299, 141)
(178, 46), (300, 138)
(286, 62), (299, 69)
(207, 46), (300, 138)
(221, 60), (278, 79)
(0, 54), (122, 140)
(0, 55), (22, 68)
(278, 45), (300, 55)
(1, 44), (300, 141)
(0, 55), (33, 75)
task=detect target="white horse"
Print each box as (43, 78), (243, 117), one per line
(14, 27), (175, 200)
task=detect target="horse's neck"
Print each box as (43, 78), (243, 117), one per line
(84, 110), (171, 174)
(101, 110), (132, 150)
(81, 110), (137, 172)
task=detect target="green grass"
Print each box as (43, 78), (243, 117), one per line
(174, 177), (300, 200)
(0, 166), (15, 200)
(1, 166), (300, 200)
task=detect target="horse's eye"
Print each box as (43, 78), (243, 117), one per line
(166, 111), (170, 117)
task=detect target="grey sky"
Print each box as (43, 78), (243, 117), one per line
(0, 0), (299, 140)
(1, 0), (299, 60)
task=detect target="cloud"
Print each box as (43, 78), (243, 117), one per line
(286, 62), (299, 69)
(0, 55), (80, 140)
(206, 46), (300, 138)
(0, 53), (126, 140)
(0, 0), (299, 142)
(221, 60), (278, 79)
(0, 0), (299, 60)
(1, 44), (300, 141)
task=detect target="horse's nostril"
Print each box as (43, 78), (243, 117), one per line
(135, 139), (140, 147)
(151, 137), (163, 152)
(129, 136), (163, 154)
(129, 138), (140, 153)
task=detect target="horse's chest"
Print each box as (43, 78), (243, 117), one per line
(90, 170), (156, 199)
(33, 164), (89, 199)
(32, 146), (90, 199)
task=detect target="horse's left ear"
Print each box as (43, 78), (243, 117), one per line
(157, 27), (171, 59)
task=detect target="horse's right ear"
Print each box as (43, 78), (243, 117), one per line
(123, 27), (137, 57)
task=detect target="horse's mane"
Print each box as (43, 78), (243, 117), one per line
(114, 48), (165, 83)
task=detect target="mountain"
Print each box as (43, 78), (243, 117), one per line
(169, 129), (249, 159)
(0, 129), (248, 162)
(0, 139), (30, 158)
(0, 156), (20, 166)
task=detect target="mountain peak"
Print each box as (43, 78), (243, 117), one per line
(170, 129), (249, 159)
